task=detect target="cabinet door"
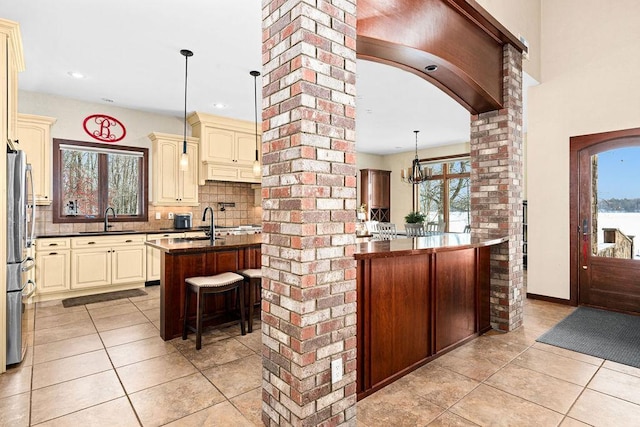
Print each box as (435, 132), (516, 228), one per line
(36, 251), (70, 294)
(371, 170), (390, 208)
(146, 232), (182, 281)
(155, 139), (179, 203)
(112, 245), (146, 285)
(17, 115), (56, 205)
(7, 44), (19, 143)
(434, 249), (476, 352)
(146, 246), (161, 282)
(71, 248), (111, 289)
(236, 131), (257, 167)
(180, 140), (199, 204)
(202, 127), (235, 163)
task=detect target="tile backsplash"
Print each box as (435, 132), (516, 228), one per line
(36, 181), (262, 236)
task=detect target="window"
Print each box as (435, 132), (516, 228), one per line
(415, 156), (470, 232)
(52, 139), (148, 223)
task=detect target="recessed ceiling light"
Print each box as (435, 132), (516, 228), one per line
(424, 65), (438, 72)
(213, 103), (227, 109)
(101, 98), (114, 103)
(67, 71), (86, 79)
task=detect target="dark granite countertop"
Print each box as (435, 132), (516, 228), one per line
(36, 225), (261, 239)
(145, 233), (262, 254)
(354, 233), (508, 259)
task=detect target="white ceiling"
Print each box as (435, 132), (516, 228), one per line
(4, 0), (501, 155)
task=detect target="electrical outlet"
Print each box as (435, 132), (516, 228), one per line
(168, 212), (174, 220)
(331, 358), (343, 384)
(155, 212), (161, 220)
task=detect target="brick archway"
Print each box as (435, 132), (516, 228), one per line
(261, 1), (524, 425)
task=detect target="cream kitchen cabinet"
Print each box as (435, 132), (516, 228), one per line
(17, 114), (56, 205)
(188, 112), (261, 184)
(149, 132), (199, 206)
(0, 19), (24, 147)
(146, 232), (183, 281)
(71, 235), (146, 290)
(145, 231), (206, 281)
(35, 238), (70, 295)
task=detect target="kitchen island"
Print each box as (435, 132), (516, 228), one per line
(355, 233), (507, 399)
(146, 234), (261, 340)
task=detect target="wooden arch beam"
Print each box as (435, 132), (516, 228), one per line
(357, 0), (526, 114)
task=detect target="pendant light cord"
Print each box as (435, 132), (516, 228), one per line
(180, 49), (193, 154)
(184, 54), (188, 146)
(251, 70), (261, 161)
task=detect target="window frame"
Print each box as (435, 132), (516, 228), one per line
(52, 138), (148, 224)
(413, 153), (470, 232)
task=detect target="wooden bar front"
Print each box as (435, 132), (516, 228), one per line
(355, 234), (504, 399)
(146, 235), (261, 340)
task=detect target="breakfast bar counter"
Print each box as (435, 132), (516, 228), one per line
(354, 233), (507, 399)
(146, 234), (261, 340)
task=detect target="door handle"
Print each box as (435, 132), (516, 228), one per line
(23, 280), (37, 299)
(582, 219), (589, 270)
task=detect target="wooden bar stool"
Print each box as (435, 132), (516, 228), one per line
(238, 268), (261, 333)
(182, 272), (246, 350)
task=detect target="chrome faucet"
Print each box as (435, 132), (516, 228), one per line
(104, 207), (116, 231)
(202, 206), (215, 242)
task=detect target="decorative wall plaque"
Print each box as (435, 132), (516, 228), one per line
(83, 114), (126, 142)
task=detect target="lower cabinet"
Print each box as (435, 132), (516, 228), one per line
(34, 235), (147, 301)
(71, 235), (146, 290)
(146, 232), (184, 282)
(356, 246), (491, 399)
(35, 238), (71, 295)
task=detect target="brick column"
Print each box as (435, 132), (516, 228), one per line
(470, 44), (524, 331)
(261, 1), (358, 425)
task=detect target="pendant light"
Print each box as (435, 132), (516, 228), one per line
(400, 130), (429, 185)
(250, 70), (261, 177)
(180, 49), (193, 172)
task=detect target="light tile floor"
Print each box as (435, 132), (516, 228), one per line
(2, 285), (640, 426)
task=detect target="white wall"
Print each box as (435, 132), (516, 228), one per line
(19, 90), (186, 202)
(476, 0), (541, 82)
(19, 90), (184, 148)
(526, 0), (640, 298)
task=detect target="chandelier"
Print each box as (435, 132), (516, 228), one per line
(401, 130), (431, 184)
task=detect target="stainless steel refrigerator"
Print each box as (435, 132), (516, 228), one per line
(6, 149), (36, 365)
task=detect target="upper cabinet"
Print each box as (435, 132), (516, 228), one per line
(0, 19), (25, 147)
(17, 114), (56, 205)
(188, 112), (261, 184)
(360, 169), (391, 222)
(148, 132), (199, 206)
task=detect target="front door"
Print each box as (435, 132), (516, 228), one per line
(570, 128), (640, 314)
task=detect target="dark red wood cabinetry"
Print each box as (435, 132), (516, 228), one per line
(148, 235), (262, 340)
(360, 169), (391, 222)
(355, 236), (498, 399)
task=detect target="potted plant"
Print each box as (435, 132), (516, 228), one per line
(404, 211), (426, 237)
(404, 211), (426, 224)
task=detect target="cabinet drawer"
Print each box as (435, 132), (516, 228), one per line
(72, 234), (146, 248)
(36, 238), (71, 250)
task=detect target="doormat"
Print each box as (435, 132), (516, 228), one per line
(536, 306), (640, 369)
(62, 289), (148, 308)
